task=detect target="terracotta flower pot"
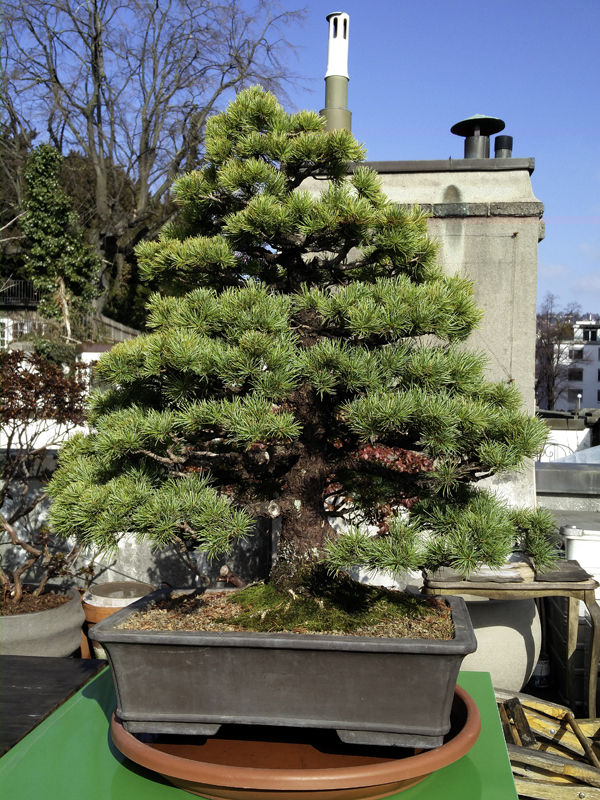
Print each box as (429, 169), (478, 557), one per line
(110, 684), (481, 799)
(91, 587), (477, 749)
(81, 581), (155, 658)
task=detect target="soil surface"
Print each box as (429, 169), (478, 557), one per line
(119, 588), (455, 640)
(0, 592), (72, 616)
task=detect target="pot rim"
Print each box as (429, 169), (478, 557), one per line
(91, 587), (477, 655)
(0, 586), (80, 620)
(111, 684), (481, 790)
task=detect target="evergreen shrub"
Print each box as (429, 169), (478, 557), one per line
(47, 88), (556, 592)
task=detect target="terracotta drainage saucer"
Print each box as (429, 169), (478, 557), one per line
(111, 685), (480, 800)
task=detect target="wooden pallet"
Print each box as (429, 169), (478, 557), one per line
(496, 688), (600, 799)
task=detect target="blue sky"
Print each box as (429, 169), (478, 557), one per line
(277, 0), (600, 312)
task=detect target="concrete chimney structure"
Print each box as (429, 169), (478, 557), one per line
(320, 12), (351, 132)
(305, 107), (544, 507)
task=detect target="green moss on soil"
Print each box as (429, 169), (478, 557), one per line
(120, 571), (454, 640)
(227, 576), (454, 639)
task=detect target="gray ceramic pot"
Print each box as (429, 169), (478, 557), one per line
(91, 588), (476, 749)
(0, 586), (85, 656)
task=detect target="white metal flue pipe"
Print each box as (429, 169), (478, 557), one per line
(320, 12), (351, 132)
(325, 11), (349, 79)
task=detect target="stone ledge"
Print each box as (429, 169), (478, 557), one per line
(361, 158), (536, 174)
(416, 201), (544, 218)
(489, 202), (544, 217)
(538, 220), (546, 242)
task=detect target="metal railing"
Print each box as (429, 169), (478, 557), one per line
(0, 311), (140, 349)
(0, 280), (40, 307)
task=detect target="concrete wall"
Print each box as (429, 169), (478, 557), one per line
(536, 464), (600, 514)
(536, 413), (600, 513)
(369, 158), (543, 413)
(373, 159), (542, 507)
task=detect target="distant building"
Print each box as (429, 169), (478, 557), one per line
(0, 279), (43, 348)
(555, 316), (600, 412)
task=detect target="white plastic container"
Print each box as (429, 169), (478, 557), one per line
(560, 525), (600, 609)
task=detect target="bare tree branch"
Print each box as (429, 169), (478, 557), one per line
(535, 293), (584, 410)
(0, 212), (28, 233)
(2, 0), (306, 310)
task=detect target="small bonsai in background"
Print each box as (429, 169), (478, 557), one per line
(47, 88), (557, 620)
(1, 351), (91, 607)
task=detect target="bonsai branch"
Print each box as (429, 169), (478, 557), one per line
(218, 564), (247, 589)
(171, 533), (209, 586)
(133, 447), (187, 466)
(12, 556), (40, 602)
(1, 513), (43, 559)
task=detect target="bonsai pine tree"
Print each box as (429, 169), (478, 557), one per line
(47, 88), (556, 593)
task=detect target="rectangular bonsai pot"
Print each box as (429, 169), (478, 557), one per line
(90, 588), (477, 748)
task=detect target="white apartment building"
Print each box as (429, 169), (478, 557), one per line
(555, 317), (600, 411)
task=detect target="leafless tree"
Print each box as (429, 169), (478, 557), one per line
(535, 293), (583, 410)
(1, 0), (305, 309)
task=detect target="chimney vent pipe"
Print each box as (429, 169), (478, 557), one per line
(320, 12), (351, 132)
(494, 135), (513, 159)
(451, 114), (505, 159)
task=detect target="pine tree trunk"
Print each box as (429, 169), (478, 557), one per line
(279, 451), (337, 557)
(276, 385), (338, 559)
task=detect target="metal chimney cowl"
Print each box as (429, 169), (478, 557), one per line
(320, 12), (351, 132)
(451, 114), (505, 159)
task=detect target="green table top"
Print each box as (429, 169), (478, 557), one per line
(0, 669), (517, 799)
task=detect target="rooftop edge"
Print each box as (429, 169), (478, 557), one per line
(356, 158), (535, 175)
